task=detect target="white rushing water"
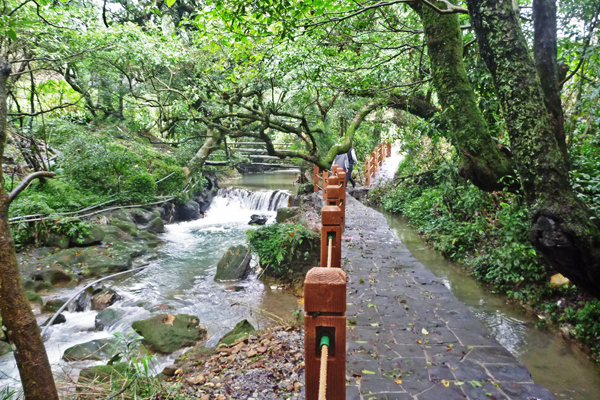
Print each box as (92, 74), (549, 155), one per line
(0, 187), (295, 390)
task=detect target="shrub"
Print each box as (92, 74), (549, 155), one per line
(122, 172), (157, 202)
(246, 222), (319, 279)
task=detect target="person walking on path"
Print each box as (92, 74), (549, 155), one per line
(346, 147), (358, 188)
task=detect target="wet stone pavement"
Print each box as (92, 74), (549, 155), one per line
(342, 196), (555, 400)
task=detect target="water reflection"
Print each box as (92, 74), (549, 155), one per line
(383, 212), (600, 400)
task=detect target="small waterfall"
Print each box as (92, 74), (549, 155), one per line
(213, 188), (290, 211)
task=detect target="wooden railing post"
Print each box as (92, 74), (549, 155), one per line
(379, 144), (384, 166)
(322, 169), (330, 201)
(304, 265), (346, 400)
(335, 167), (346, 232)
(365, 156), (371, 186)
(322, 176), (343, 268)
(314, 165), (319, 193)
(387, 141), (392, 157)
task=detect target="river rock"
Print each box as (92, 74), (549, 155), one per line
(0, 342), (12, 356)
(178, 200), (200, 221)
(64, 338), (120, 361)
(276, 207), (299, 223)
(79, 249), (132, 277)
(43, 298), (67, 313)
(102, 225), (133, 243)
(33, 267), (73, 287)
(41, 313), (66, 326)
(137, 230), (161, 247)
(132, 314), (207, 353)
(249, 214), (268, 225)
(110, 219), (138, 236)
(214, 245), (252, 281)
(95, 307), (124, 330)
(78, 363), (131, 383)
(145, 217), (165, 234)
(218, 319), (257, 346)
(91, 288), (121, 311)
(69, 225), (105, 247)
(129, 208), (154, 225)
(44, 232), (70, 249)
(25, 291), (43, 305)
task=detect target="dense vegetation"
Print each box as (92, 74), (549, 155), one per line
(0, 0), (599, 397)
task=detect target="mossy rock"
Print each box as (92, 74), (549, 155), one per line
(78, 248), (132, 277)
(101, 225), (133, 243)
(33, 267), (73, 287)
(44, 233), (70, 249)
(129, 208), (154, 225)
(63, 338), (119, 361)
(146, 217), (165, 234)
(25, 291), (43, 305)
(43, 298), (67, 313)
(110, 219), (138, 236)
(214, 245), (251, 282)
(95, 307), (124, 330)
(69, 225), (105, 247)
(78, 363), (131, 383)
(132, 314), (207, 353)
(276, 207), (299, 223)
(43, 248), (81, 268)
(218, 319), (257, 346)
(137, 230), (161, 248)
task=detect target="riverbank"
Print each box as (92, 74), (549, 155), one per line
(0, 174), (305, 394)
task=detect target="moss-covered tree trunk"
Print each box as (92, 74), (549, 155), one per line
(0, 60), (59, 400)
(465, 0), (600, 296)
(532, 0), (568, 160)
(411, 1), (514, 192)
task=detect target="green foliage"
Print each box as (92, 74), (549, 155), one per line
(122, 172), (158, 203)
(246, 222), (319, 278)
(373, 159), (548, 293)
(9, 179), (106, 217)
(562, 301), (600, 344)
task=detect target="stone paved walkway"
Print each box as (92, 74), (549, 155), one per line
(342, 196), (555, 400)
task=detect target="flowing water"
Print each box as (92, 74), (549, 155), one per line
(0, 172), (300, 389)
(383, 212), (600, 400)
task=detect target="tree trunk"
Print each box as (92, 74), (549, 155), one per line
(0, 60), (59, 400)
(188, 128), (221, 176)
(465, 0), (600, 296)
(533, 0), (568, 160)
(411, 1), (514, 192)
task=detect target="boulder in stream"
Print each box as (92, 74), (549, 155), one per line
(249, 214), (268, 225)
(214, 245), (252, 281)
(69, 225), (105, 247)
(43, 298), (67, 313)
(178, 200), (200, 221)
(145, 216), (165, 234)
(41, 313), (66, 327)
(91, 288), (121, 311)
(132, 314), (207, 353)
(63, 338), (120, 361)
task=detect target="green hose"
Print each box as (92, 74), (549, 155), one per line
(320, 334), (330, 349)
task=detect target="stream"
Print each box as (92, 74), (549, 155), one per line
(0, 170), (301, 390)
(383, 212), (600, 400)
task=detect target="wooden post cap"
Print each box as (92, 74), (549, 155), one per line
(304, 267), (347, 313)
(322, 205), (342, 225)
